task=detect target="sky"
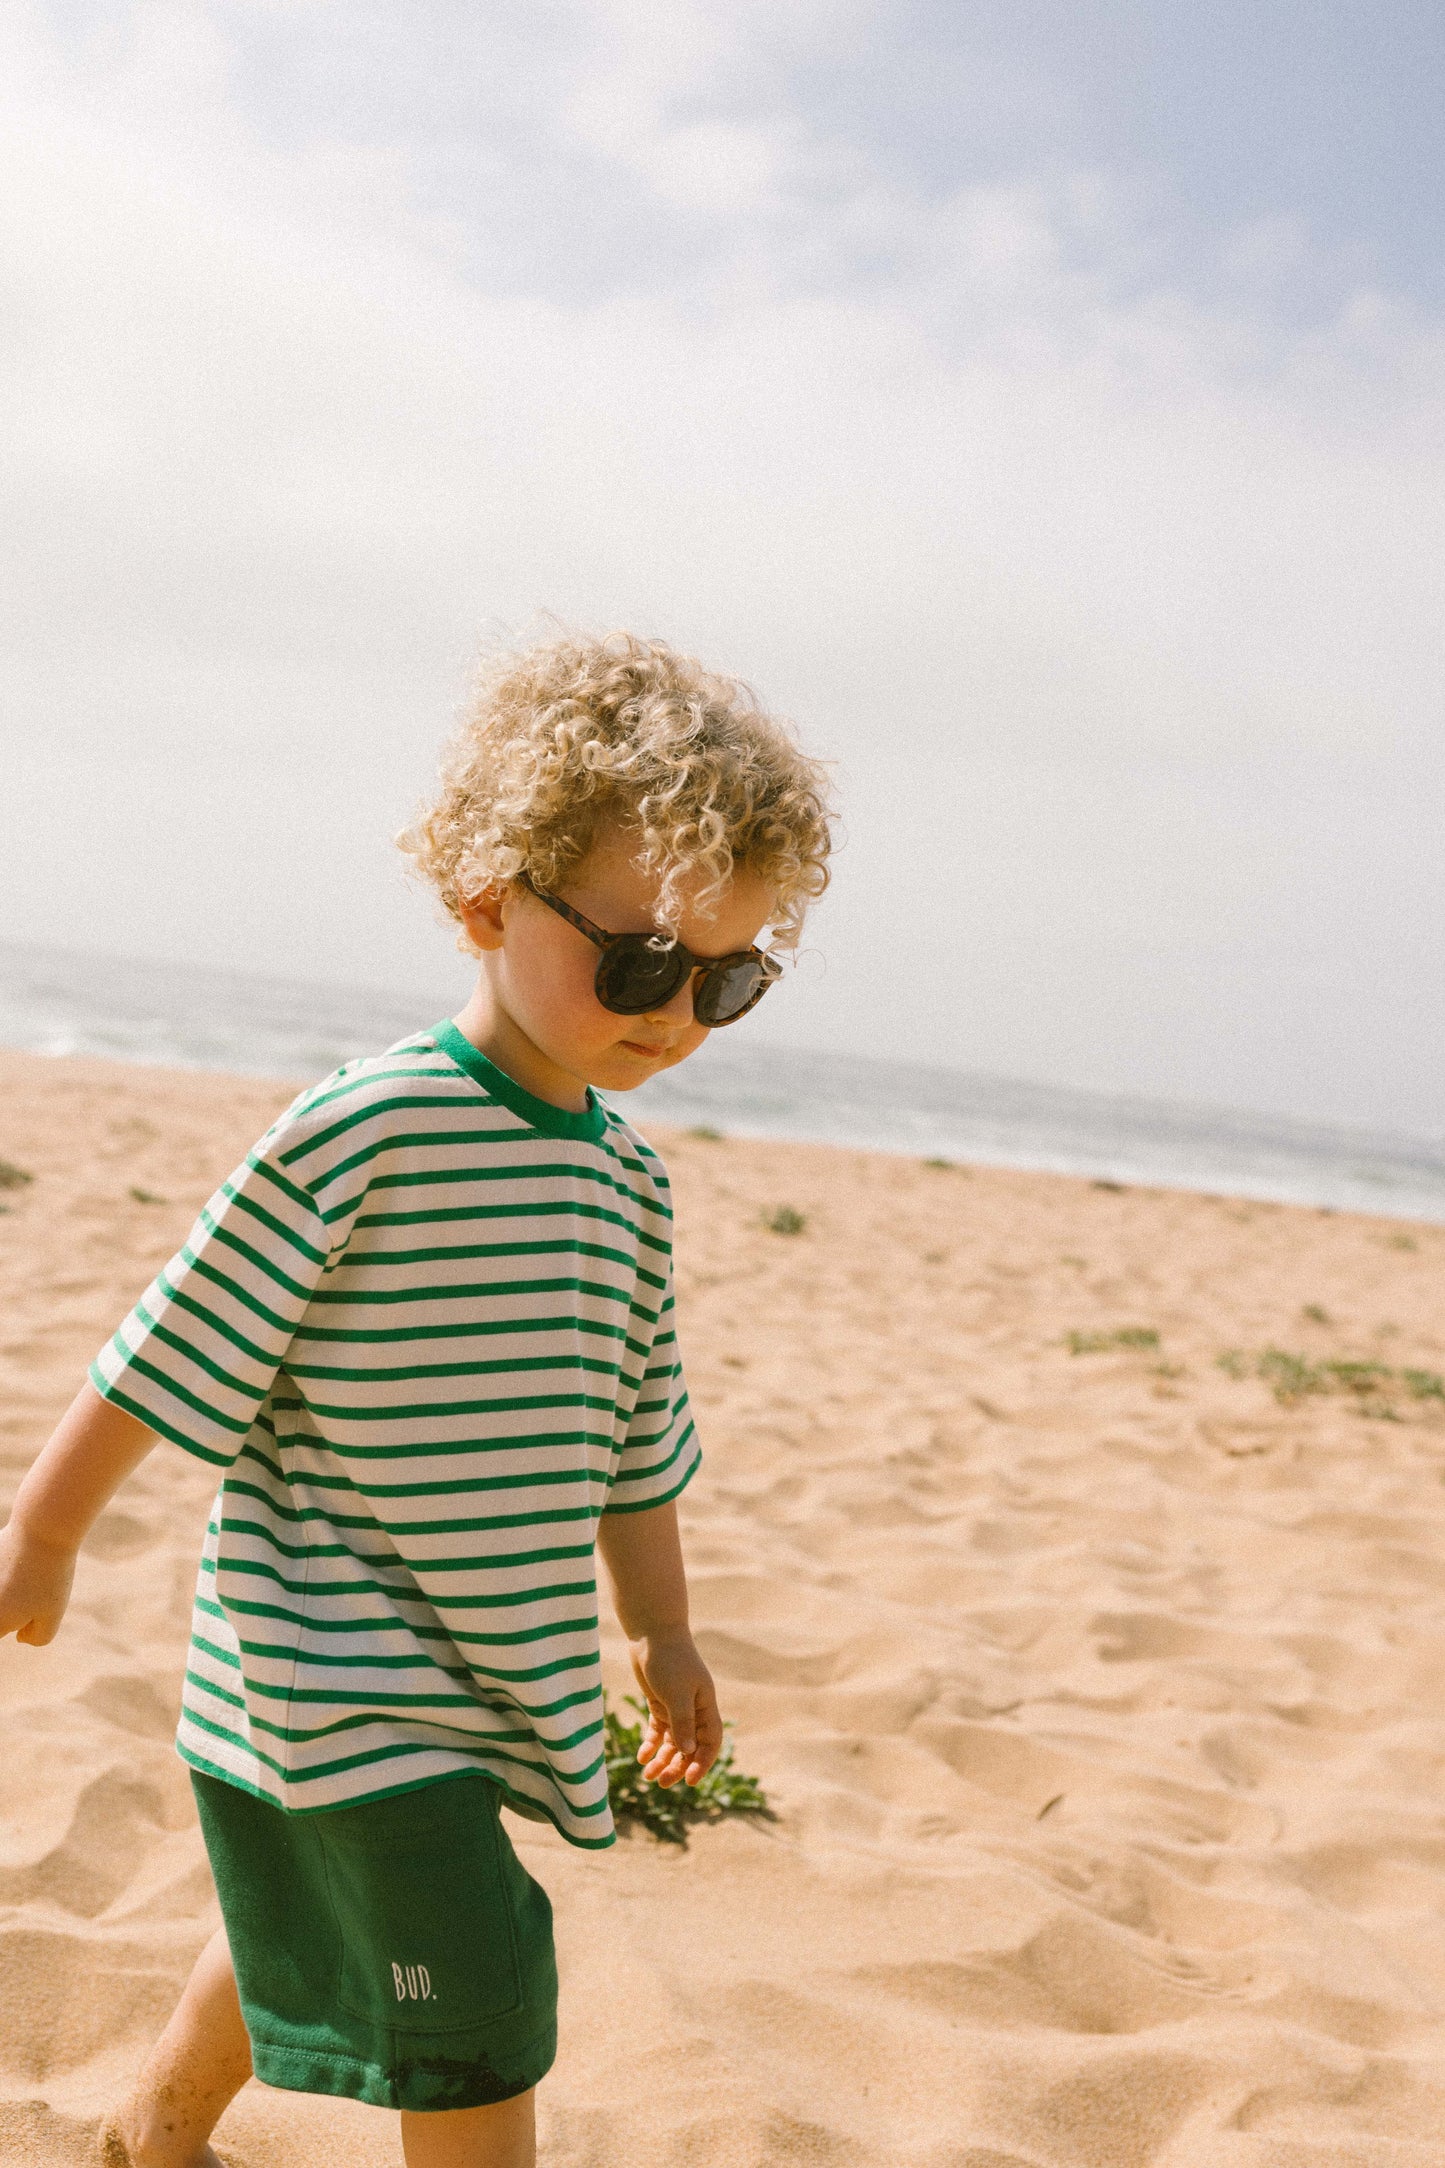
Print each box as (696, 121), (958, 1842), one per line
(2, 0), (1443, 1134)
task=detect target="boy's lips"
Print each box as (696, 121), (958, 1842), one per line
(619, 1038), (673, 1058)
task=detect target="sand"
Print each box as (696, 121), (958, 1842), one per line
(2, 1046), (1444, 2168)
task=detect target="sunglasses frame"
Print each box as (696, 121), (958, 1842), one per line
(518, 873), (781, 1026)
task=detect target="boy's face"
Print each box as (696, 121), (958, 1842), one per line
(456, 829), (776, 1104)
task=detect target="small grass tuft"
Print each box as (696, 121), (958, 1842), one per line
(1301, 1304), (1331, 1325)
(603, 1694), (774, 1846)
(1219, 1346), (1445, 1415)
(687, 1125), (725, 1142)
(128, 1186), (166, 1206)
(763, 1205), (806, 1236)
(0, 1159), (33, 1191)
(1256, 1349), (1334, 1401)
(1066, 1327), (1160, 1355)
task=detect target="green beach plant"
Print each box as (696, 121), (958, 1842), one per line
(1216, 1347), (1445, 1413)
(763, 1205), (806, 1236)
(1065, 1327), (1160, 1355)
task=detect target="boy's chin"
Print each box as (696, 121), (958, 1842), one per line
(589, 1047), (682, 1092)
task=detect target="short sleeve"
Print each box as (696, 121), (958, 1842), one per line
(604, 1258), (700, 1514)
(90, 1128), (333, 1467)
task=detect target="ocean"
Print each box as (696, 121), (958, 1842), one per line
(2, 939), (1441, 1224)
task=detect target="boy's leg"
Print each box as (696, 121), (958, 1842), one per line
(101, 1928), (253, 2168)
(400, 2091), (536, 2168)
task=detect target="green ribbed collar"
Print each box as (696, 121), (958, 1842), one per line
(430, 1020), (607, 1144)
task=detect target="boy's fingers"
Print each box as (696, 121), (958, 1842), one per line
(635, 1713), (667, 1762)
(639, 1728), (688, 1784)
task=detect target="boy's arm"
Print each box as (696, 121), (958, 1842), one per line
(596, 1498), (723, 1789)
(0, 1382), (157, 1644)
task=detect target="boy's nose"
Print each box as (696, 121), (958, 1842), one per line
(644, 970), (700, 1028)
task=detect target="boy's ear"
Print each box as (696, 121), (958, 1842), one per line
(456, 883), (510, 953)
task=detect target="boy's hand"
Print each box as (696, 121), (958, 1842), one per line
(0, 1385), (155, 1651)
(630, 1631), (723, 1788)
(0, 1521), (77, 1646)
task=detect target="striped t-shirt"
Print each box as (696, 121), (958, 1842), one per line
(90, 1022), (698, 1847)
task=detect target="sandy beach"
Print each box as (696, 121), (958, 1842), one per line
(2, 1045), (1444, 2167)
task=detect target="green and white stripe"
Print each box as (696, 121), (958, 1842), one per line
(91, 1022), (697, 1847)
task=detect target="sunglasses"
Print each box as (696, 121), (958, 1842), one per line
(519, 874), (782, 1025)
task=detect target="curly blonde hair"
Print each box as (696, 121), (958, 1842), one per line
(398, 630), (834, 946)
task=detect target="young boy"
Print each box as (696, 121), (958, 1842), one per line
(0, 632), (832, 2168)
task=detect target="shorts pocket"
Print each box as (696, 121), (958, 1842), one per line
(321, 1779), (524, 2034)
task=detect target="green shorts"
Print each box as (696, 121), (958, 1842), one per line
(192, 1769), (557, 2113)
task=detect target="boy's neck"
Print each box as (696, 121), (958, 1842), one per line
(449, 986), (592, 1114)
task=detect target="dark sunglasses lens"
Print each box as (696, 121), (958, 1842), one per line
(694, 956), (768, 1025)
(595, 937), (691, 1015)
